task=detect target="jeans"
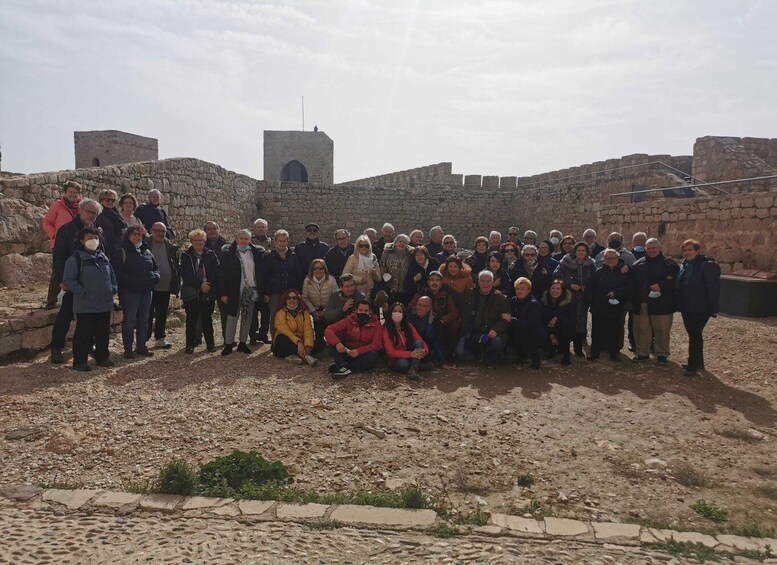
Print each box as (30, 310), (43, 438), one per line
(51, 291), (74, 350)
(73, 312), (111, 365)
(147, 291), (171, 341)
(119, 289), (152, 352)
(389, 340), (424, 373)
(331, 347), (379, 372)
(455, 334), (506, 363)
(682, 312), (710, 370)
(184, 299), (215, 349)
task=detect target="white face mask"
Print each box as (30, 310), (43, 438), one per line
(550, 237), (560, 246)
(84, 239), (99, 251)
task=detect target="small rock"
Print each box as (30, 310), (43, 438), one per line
(478, 428), (487, 436)
(436, 415), (450, 423)
(746, 428), (766, 440)
(363, 426), (385, 439)
(644, 458), (667, 468)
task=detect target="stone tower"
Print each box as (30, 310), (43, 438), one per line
(263, 130), (334, 184)
(74, 130), (158, 169)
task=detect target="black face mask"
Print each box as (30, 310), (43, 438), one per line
(356, 313), (371, 326)
(608, 239), (621, 249)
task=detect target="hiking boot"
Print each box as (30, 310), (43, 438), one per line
(155, 338), (172, 349)
(50, 349), (64, 364)
(237, 342), (251, 354)
(72, 363), (91, 372)
(206, 344), (219, 353)
(221, 343), (234, 356)
(657, 356), (668, 365)
(136, 347), (154, 357)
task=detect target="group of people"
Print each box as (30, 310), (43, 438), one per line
(43, 182), (721, 379)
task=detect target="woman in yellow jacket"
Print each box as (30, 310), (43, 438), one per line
(272, 289), (320, 366)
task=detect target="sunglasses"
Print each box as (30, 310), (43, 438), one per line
(103, 198), (116, 203)
(358, 244), (369, 248)
(313, 267), (324, 271)
(524, 253), (536, 257)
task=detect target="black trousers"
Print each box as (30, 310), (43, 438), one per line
(590, 311), (626, 358)
(46, 272), (61, 306)
(250, 300), (270, 340)
(73, 312), (111, 365)
(271, 333), (325, 358)
(545, 326), (573, 356)
(184, 299), (215, 348)
(147, 291), (171, 340)
(313, 315), (327, 353)
(682, 312), (710, 370)
(51, 291), (74, 350)
(511, 329), (541, 363)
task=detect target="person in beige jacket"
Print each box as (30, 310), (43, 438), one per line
(342, 235), (382, 298)
(301, 258), (338, 352)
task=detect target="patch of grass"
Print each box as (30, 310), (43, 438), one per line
(124, 479), (156, 494)
(691, 499), (727, 523)
(158, 459), (197, 496)
(757, 485), (777, 500)
(199, 450), (289, 491)
(723, 523), (776, 539)
(429, 523), (459, 538)
(306, 520), (343, 530)
(516, 473), (534, 487)
(650, 540), (732, 562)
(738, 547), (776, 562)
(456, 507), (490, 526)
(673, 462), (706, 488)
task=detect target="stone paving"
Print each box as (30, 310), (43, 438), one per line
(1, 485), (775, 563)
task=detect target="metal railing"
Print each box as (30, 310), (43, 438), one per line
(608, 174), (777, 203)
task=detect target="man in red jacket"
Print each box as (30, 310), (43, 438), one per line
(324, 300), (383, 378)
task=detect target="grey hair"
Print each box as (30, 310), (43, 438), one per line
(334, 228), (350, 238)
(583, 228), (596, 237)
(489, 230), (501, 239)
(477, 270), (494, 281)
(394, 233), (410, 245)
(646, 237), (661, 246)
(522, 244), (537, 256)
(442, 234), (457, 244)
(382, 223), (395, 231)
(429, 226), (443, 236)
(632, 231), (647, 240)
(253, 218), (268, 228)
(235, 228), (252, 239)
(79, 198), (102, 214)
(274, 229), (289, 239)
(149, 189), (162, 199)
(603, 248), (620, 259)
(523, 230), (537, 240)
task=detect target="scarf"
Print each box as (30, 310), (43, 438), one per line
(357, 253), (374, 272)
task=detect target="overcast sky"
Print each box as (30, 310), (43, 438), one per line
(1, 0), (775, 182)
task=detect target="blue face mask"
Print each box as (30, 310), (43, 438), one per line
(237, 245), (250, 252)
(633, 246), (645, 253)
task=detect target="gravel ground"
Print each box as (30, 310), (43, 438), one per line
(0, 285), (775, 536)
(0, 500), (701, 564)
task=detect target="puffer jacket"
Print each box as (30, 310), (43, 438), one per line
(676, 254), (721, 315)
(464, 251), (488, 282)
(510, 256), (559, 300)
(440, 262), (474, 295)
(382, 323), (429, 362)
(553, 254), (597, 292)
(507, 294), (545, 338)
(62, 249), (117, 314)
(43, 197), (80, 247)
(343, 253), (381, 296)
(541, 288), (576, 336)
(96, 207), (127, 252)
(274, 307), (314, 348)
(630, 253), (679, 315)
(379, 244), (412, 294)
(586, 260), (634, 318)
(264, 249), (302, 295)
(324, 311), (383, 354)
(302, 274), (339, 312)
(112, 239), (160, 293)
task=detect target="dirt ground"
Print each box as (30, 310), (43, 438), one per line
(1, 284), (775, 536)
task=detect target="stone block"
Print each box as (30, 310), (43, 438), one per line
(0, 333), (22, 356)
(238, 500), (275, 516)
(330, 504), (437, 527)
(180, 496), (233, 510)
(464, 175), (482, 187)
(543, 517), (589, 536)
(0, 253), (52, 288)
(139, 494), (183, 512)
(482, 176), (499, 188)
(276, 502), (329, 520)
(25, 309), (59, 329)
(42, 489), (101, 510)
(91, 491), (141, 508)
(715, 534), (761, 551)
(209, 503), (240, 516)
(592, 522), (642, 540)
(499, 177), (517, 189)
(490, 513), (544, 533)
(0, 484), (43, 501)
(673, 531), (718, 547)
(21, 327), (52, 350)
(473, 525), (503, 536)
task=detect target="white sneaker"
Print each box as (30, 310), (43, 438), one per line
(285, 356), (304, 365)
(304, 355), (317, 367)
(155, 338), (172, 349)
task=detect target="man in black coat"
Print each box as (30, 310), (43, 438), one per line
(294, 223), (330, 276)
(325, 229), (354, 280)
(135, 189), (175, 240)
(630, 238), (679, 364)
(372, 222), (395, 262)
(50, 199), (107, 363)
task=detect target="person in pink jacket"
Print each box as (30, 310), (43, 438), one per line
(43, 181), (82, 308)
(382, 303), (429, 381)
(43, 181), (82, 248)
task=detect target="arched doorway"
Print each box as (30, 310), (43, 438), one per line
(281, 160), (308, 182)
(92, 157), (100, 167)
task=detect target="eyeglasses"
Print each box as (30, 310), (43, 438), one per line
(287, 296), (299, 301)
(523, 253), (536, 257)
(504, 249), (516, 254)
(313, 267), (324, 271)
(103, 199), (116, 203)
(444, 241), (455, 246)
(358, 244), (369, 248)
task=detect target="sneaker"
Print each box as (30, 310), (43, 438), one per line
(332, 365), (352, 379)
(286, 356), (304, 365)
(632, 355), (650, 362)
(657, 356), (668, 365)
(304, 355), (317, 367)
(374, 290), (389, 309)
(184, 347), (194, 354)
(237, 342), (252, 354)
(206, 344), (219, 353)
(136, 347), (154, 357)
(221, 343), (234, 356)
(72, 363), (92, 372)
(155, 338), (172, 349)
(96, 359), (115, 368)
(50, 349), (64, 364)
(124, 351), (137, 359)
(249, 337), (260, 345)
(328, 362), (339, 373)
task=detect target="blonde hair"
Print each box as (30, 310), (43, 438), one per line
(514, 276), (532, 290)
(188, 229), (206, 241)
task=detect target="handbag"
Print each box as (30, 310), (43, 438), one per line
(180, 285), (198, 302)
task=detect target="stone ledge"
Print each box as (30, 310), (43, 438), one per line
(276, 502), (329, 520)
(91, 491), (141, 509)
(329, 504), (437, 527)
(41, 489), (102, 510)
(139, 494), (184, 512)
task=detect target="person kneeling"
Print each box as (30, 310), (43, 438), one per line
(323, 300), (383, 378)
(541, 280), (576, 365)
(384, 303), (431, 381)
(272, 290), (320, 366)
(504, 277), (544, 369)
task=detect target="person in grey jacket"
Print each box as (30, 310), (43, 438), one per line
(324, 274), (367, 323)
(594, 232), (636, 267)
(62, 227), (117, 371)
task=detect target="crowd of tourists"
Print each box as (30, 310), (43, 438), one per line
(44, 181), (721, 379)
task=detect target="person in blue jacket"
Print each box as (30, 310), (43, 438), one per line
(504, 277), (545, 369)
(62, 227), (117, 371)
(676, 238), (721, 377)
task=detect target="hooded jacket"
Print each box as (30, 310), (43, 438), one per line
(274, 307), (314, 348)
(62, 248), (117, 314)
(382, 322), (429, 362)
(541, 288), (576, 336)
(510, 256), (559, 300)
(96, 207), (128, 252)
(112, 238), (161, 294)
(324, 311), (383, 354)
(439, 262), (474, 296)
(52, 217), (107, 284)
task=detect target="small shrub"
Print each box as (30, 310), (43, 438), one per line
(738, 547), (775, 561)
(400, 486), (426, 509)
(199, 450), (289, 490)
(673, 462), (706, 488)
(124, 479), (156, 494)
(516, 473), (534, 487)
(724, 523), (776, 538)
(651, 540), (731, 562)
(464, 507), (490, 526)
(430, 523), (459, 538)
(691, 499), (727, 523)
(158, 459), (197, 496)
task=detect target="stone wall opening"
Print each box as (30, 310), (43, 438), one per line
(281, 160), (308, 183)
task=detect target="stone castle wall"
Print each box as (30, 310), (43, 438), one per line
(74, 130), (158, 169)
(338, 163), (453, 188)
(692, 136), (777, 191)
(0, 158), (258, 240)
(263, 131), (334, 184)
